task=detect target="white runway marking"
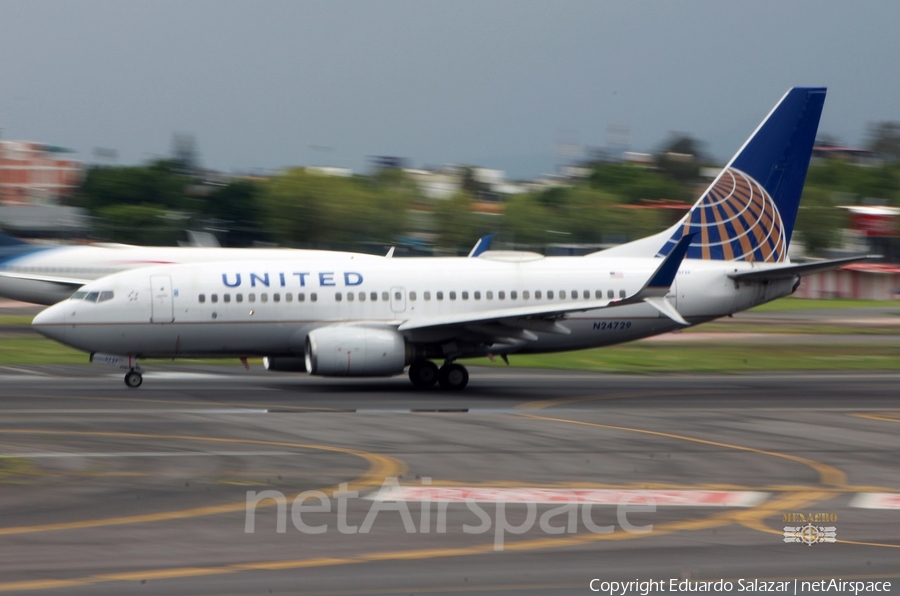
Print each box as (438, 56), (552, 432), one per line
(367, 487), (771, 507)
(849, 493), (900, 510)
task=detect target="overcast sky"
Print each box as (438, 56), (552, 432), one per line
(2, 1), (898, 178)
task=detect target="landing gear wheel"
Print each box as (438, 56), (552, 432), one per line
(438, 363), (469, 391)
(124, 370), (143, 388)
(409, 360), (439, 389)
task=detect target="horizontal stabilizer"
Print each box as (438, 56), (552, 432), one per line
(728, 255), (876, 283)
(644, 296), (688, 326)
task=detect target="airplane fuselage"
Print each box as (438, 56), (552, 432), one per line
(34, 254), (795, 360)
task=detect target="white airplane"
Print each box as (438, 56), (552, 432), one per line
(0, 235), (386, 306)
(0, 233), (492, 306)
(33, 87), (864, 390)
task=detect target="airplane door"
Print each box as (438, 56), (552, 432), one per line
(390, 286), (406, 313)
(150, 275), (175, 323)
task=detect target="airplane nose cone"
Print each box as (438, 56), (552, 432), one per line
(32, 303), (67, 342)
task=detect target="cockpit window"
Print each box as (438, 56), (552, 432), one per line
(72, 290), (113, 302)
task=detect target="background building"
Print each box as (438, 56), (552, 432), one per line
(0, 141), (82, 206)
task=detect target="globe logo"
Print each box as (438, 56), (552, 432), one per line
(661, 167), (787, 263)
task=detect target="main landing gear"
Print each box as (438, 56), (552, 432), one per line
(408, 360), (469, 390)
(124, 368), (143, 388)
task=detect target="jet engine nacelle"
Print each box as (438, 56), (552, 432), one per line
(305, 327), (409, 377)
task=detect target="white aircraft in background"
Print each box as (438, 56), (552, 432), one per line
(0, 232), (493, 306)
(0, 235), (384, 306)
(34, 87), (865, 390)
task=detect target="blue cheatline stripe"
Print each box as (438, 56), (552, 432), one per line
(0, 244), (54, 266)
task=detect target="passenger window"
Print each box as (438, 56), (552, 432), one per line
(409, 291), (416, 301)
(335, 292), (342, 302)
(273, 293), (280, 302)
(249, 293), (256, 303)
(261, 293), (268, 303)
(394, 291), (402, 300)
(486, 291), (493, 300)
(595, 290), (602, 299)
(211, 294), (218, 303)
(462, 291), (469, 300)
(437, 291), (444, 301)
(298, 293), (305, 302)
(199, 294), (206, 304)
(608, 290), (614, 299)
(224, 294), (231, 303)
(498, 291), (505, 300)
(523, 290), (529, 300)
(547, 290), (554, 299)
(449, 291), (456, 300)
(370, 292), (378, 301)
(583, 290), (590, 299)
(359, 292), (366, 302)
(98, 291), (114, 302)
(382, 291), (389, 301)
(311, 293), (318, 302)
(510, 290), (517, 300)
(285, 293), (292, 303)
(236, 293), (243, 303)
(571, 290), (578, 299)
(619, 289), (626, 298)
(474, 291), (481, 300)
(424, 291), (431, 301)
(535, 290), (542, 299)
(347, 292), (354, 302)
(560, 290), (566, 300)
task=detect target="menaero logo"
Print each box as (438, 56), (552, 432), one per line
(658, 167), (787, 263)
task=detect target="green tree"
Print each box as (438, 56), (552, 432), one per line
(434, 191), (496, 252)
(200, 179), (268, 246)
(866, 121), (900, 160)
(76, 160), (192, 213)
(94, 204), (186, 245)
(793, 186), (848, 254)
(588, 163), (691, 203)
(260, 169), (410, 249)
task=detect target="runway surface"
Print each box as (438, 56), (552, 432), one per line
(1, 366), (899, 595)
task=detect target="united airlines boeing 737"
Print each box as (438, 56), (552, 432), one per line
(33, 87), (862, 390)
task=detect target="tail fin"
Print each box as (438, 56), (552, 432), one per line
(656, 87), (826, 262)
(0, 231), (29, 247)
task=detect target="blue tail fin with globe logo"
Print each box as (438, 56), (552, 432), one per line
(656, 87), (826, 263)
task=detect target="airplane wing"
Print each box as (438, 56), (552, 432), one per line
(398, 233), (695, 336)
(0, 270), (89, 289)
(728, 255), (875, 283)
